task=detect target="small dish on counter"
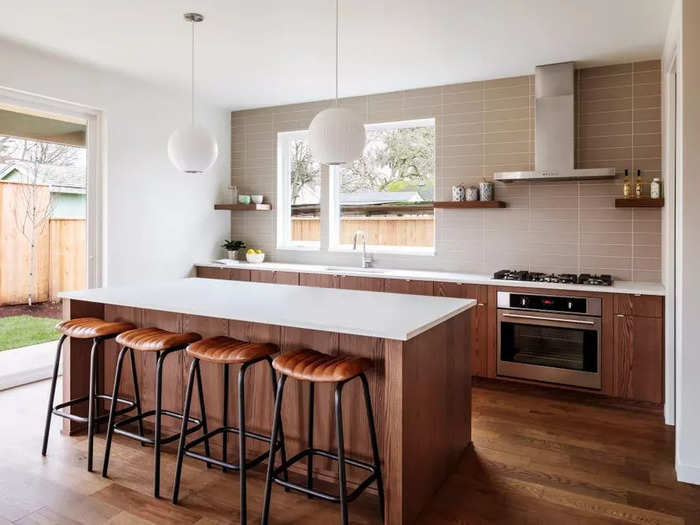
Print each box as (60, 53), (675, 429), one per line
(251, 195), (263, 204)
(246, 252), (265, 263)
(238, 195), (251, 205)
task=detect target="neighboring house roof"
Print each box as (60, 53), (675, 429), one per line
(0, 163), (86, 195)
(340, 191), (423, 205)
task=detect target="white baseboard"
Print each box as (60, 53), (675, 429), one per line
(676, 461), (700, 485)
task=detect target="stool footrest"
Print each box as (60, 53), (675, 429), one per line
(271, 448), (379, 503)
(52, 394), (137, 424)
(113, 409), (202, 445)
(183, 426), (282, 471)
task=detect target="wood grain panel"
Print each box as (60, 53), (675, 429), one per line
(614, 314), (664, 403)
(195, 266), (231, 280)
(250, 270), (299, 285)
(339, 275), (385, 292)
(299, 272), (339, 288)
(383, 278), (434, 296)
(614, 294), (663, 317)
(435, 282), (487, 376)
(229, 268), (251, 281)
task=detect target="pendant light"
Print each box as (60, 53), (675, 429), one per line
(168, 12), (218, 174)
(308, 0), (365, 166)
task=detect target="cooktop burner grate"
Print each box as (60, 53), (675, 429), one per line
(493, 270), (613, 286)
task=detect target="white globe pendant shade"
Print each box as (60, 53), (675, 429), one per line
(167, 125), (218, 174)
(308, 107), (366, 165)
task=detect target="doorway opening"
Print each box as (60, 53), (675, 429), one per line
(0, 101), (95, 390)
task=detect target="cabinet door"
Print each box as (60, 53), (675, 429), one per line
(196, 266), (230, 280)
(339, 275), (385, 292)
(250, 270), (299, 285)
(229, 269), (251, 281)
(384, 278), (434, 296)
(614, 314), (663, 403)
(614, 294), (663, 318)
(435, 282), (489, 377)
(299, 273), (339, 288)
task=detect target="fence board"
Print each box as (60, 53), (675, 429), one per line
(292, 216), (434, 247)
(0, 182), (85, 306)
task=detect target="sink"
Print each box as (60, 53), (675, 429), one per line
(324, 266), (386, 274)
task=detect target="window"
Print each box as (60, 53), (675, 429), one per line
(276, 130), (321, 250)
(330, 119), (435, 254)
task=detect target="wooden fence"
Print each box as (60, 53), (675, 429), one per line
(0, 182), (85, 305)
(292, 216), (434, 246)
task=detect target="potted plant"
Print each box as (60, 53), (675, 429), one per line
(221, 240), (246, 260)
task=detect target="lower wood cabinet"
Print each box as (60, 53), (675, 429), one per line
(435, 282), (489, 377)
(613, 294), (664, 403)
(299, 272), (340, 288)
(250, 270), (299, 285)
(196, 266), (230, 280)
(384, 278), (434, 296)
(339, 275), (385, 292)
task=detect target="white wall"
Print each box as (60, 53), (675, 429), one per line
(0, 38), (230, 285)
(665, 0), (700, 485)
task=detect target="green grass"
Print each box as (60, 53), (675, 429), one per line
(0, 315), (60, 352)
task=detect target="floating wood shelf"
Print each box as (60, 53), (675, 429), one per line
(215, 203), (272, 211)
(614, 198), (664, 208)
(433, 201), (507, 209)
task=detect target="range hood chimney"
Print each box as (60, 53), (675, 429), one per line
(494, 62), (616, 182)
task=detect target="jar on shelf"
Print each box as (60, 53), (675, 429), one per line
(465, 186), (479, 201)
(650, 178), (661, 199)
(479, 180), (494, 201)
(452, 185), (466, 201)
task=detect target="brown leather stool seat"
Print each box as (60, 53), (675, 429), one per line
(186, 336), (278, 364)
(56, 317), (135, 339)
(272, 348), (372, 383)
(116, 327), (201, 351)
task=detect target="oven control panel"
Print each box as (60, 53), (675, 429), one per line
(497, 291), (602, 316)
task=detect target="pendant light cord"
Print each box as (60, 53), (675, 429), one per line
(191, 18), (195, 126)
(335, 0), (339, 106)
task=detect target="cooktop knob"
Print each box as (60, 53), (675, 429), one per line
(520, 296), (529, 307)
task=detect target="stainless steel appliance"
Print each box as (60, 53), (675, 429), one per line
(493, 270), (613, 286)
(497, 291), (602, 389)
(494, 62), (615, 182)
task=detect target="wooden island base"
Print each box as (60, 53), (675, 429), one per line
(62, 298), (471, 525)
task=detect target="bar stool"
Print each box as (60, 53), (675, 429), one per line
(261, 348), (384, 525)
(42, 317), (138, 472)
(101, 327), (203, 498)
(172, 336), (288, 524)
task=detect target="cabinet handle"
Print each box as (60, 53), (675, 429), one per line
(616, 314), (625, 318)
(477, 303), (485, 307)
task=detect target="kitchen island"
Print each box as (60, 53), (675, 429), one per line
(59, 278), (475, 524)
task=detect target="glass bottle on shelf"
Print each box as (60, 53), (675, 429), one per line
(623, 169), (631, 199)
(650, 178), (661, 199)
(635, 169), (643, 198)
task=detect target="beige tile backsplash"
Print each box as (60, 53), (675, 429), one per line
(230, 61), (662, 282)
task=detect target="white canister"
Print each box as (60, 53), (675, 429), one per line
(650, 178), (661, 199)
(452, 185), (466, 201)
(479, 181), (494, 201)
(465, 186), (479, 201)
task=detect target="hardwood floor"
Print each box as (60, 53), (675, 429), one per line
(1, 377), (698, 524)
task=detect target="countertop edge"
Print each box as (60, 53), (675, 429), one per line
(58, 282), (476, 342)
(195, 261), (666, 296)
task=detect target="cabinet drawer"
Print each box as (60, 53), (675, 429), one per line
(384, 278), (434, 296)
(250, 270), (299, 285)
(614, 294), (663, 317)
(196, 266), (230, 280)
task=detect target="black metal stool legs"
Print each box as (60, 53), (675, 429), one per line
(262, 375), (287, 525)
(102, 346), (129, 477)
(172, 358), (199, 504)
(335, 382), (349, 525)
(307, 382), (315, 497)
(222, 363), (229, 472)
(42, 334), (66, 457)
(87, 337), (100, 471)
(361, 373), (385, 520)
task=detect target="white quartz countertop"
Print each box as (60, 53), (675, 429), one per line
(59, 278), (475, 341)
(196, 260), (666, 296)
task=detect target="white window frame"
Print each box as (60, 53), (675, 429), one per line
(329, 118), (436, 256)
(276, 130), (321, 251)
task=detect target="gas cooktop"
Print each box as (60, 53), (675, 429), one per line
(493, 270), (613, 286)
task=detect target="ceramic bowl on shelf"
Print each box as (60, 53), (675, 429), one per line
(238, 195), (251, 205)
(251, 195), (263, 204)
(246, 252), (265, 263)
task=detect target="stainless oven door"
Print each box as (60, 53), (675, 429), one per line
(497, 309), (602, 389)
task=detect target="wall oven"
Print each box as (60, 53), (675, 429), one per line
(497, 291), (602, 389)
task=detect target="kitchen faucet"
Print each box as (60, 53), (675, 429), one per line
(352, 231), (373, 268)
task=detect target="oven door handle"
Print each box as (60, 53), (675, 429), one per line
(501, 313), (596, 325)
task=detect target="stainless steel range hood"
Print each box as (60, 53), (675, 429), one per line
(494, 62), (616, 182)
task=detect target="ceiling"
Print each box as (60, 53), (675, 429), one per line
(0, 0), (674, 111)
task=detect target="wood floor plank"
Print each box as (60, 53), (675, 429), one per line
(3, 377), (700, 525)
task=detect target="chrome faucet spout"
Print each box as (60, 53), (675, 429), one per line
(352, 231), (373, 269)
